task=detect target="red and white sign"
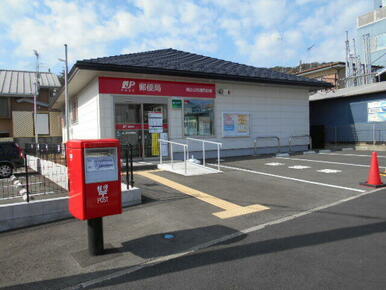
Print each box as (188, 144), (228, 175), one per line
(99, 77), (215, 98)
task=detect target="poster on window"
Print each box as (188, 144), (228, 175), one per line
(160, 133), (169, 156)
(222, 112), (250, 137)
(368, 101), (386, 122)
(148, 112), (163, 133)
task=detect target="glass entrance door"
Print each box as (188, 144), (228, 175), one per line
(115, 103), (168, 159)
(143, 104), (167, 158)
(115, 104), (142, 158)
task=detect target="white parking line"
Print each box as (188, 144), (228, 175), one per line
(320, 152), (386, 158)
(210, 163), (366, 193)
(265, 162), (284, 166)
(317, 169), (342, 174)
(288, 165), (311, 170)
(276, 156), (383, 168)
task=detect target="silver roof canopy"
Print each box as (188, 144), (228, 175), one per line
(0, 70), (61, 97)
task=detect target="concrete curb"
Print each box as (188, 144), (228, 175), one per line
(303, 151), (316, 155)
(342, 148), (354, 151)
(318, 149), (332, 153)
(0, 187), (142, 233)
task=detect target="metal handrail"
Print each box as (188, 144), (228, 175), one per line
(158, 139), (188, 174)
(254, 136), (280, 155)
(186, 137), (222, 171)
(288, 135), (312, 152)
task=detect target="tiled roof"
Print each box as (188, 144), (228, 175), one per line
(0, 70), (61, 97)
(76, 48), (330, 88)
(296, 62), (346, 75)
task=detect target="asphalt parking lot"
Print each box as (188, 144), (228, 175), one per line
(136, 150), (381, 228)
(1, 149), (386, 289)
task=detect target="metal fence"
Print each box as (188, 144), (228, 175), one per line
(122, 144), (134, 189)
(0, 143), (135, 202)
(325, 123), (386, 144)
(0, 148), (68, 202)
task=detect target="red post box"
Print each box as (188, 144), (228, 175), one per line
(67, 139), (122, 220)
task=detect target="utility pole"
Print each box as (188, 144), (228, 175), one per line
(33, 50), (39, 144)
(64, 44), (70, 142)
(59, 44), (70, 142)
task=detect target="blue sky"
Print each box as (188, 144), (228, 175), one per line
(0, 0), (374, 74)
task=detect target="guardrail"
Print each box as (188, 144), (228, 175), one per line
(254, 136), (280, 155)
(158, 139), (188, 175)
(186, 137), (222, 171)
(288, 135), (312, 152)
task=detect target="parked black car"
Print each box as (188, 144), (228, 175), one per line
(0, 142), (24, 178)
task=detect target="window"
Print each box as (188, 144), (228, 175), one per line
(184, 99), (214, 136)
(0, 98), (10, 118)
(372, 33), (386, 52)
(36, 113), (49, 135)
(71, 96), (78, 123)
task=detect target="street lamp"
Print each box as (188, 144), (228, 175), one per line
(58, 44), (69, 142)
(33, 50), (39, 144)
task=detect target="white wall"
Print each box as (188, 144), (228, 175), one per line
(69, 74), (310, 155)
(170, 81), (309, 152)
(69, 78), (100, 139)
(99, 94), (115, 138)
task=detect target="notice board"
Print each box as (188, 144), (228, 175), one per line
(368, 100), (386, 122)
(222, 112), (250, 137)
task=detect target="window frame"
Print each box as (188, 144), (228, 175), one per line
(71, 96), (78, 124)
(36, 112), (50, 135)
(182, 97), (215, 138)
(0, 97), (11, 119)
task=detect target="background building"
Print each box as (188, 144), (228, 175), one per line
(309, 81), (386, 148)
(0, 70), (62, 145)
(296, 62), (346, 89)
(357, 0), (386, 68)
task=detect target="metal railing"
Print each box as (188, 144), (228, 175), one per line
(158, 139), (188, 175)
(186, 138), (222, 171)
(324, 124), (386, 145)
(1, 148), (68, 202)
(122, 144), (134, 190)
(254, 136), (280, 155)
(288, 135), (312, 152)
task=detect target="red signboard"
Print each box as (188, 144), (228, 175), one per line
(115, 123), (169, 130)
(99, 77), (215, 98)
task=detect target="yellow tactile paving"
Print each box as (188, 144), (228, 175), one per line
(136, 170), (269, 219)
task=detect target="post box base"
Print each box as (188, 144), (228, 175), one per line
(88, 217), (104, 256)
